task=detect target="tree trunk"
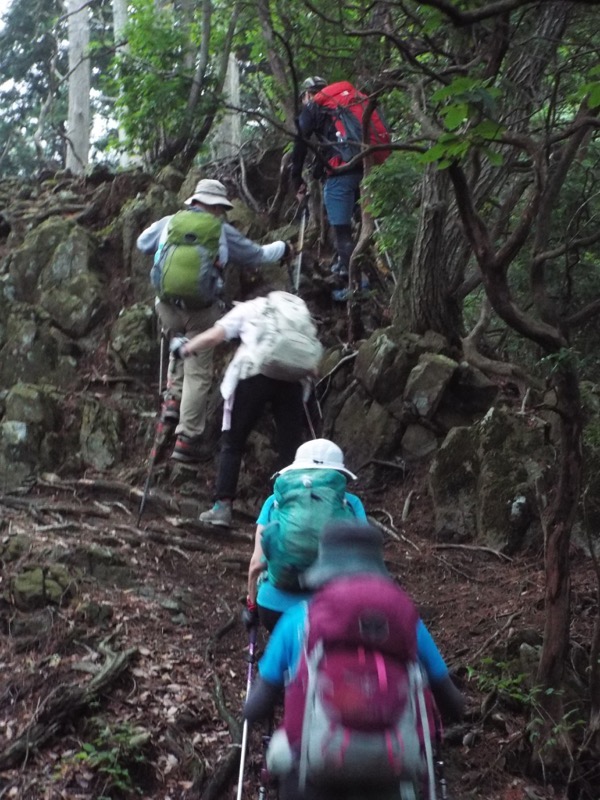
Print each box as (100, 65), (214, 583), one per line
(211, 53), (242, 161)
(111, 0), (140, 168)
(64, 0), (90, 175)
(534, 361), (582, 727)
(397, 165), (463, 347)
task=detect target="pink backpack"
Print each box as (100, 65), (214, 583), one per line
(266, 576), (440, 797)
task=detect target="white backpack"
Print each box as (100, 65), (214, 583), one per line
(253, 292), (323, 382)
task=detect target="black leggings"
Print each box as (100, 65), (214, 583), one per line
(215, 374), (304, 500)
(257, 605), (283, 634)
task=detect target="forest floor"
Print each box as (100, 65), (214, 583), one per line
(1, 449), (597, 800)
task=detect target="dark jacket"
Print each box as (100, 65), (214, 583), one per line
(290, 101), (362, 188)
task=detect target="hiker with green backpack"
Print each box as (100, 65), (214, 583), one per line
(137, 179), (294, 464)
(244, 439), (367, 633)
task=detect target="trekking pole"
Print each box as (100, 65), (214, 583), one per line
(303, 400), (317, 439)
(158, 332), (165, 399)
(258, 716), (274, 800)
(434, 729), (449, 800)
(293, 198), (309, 293)
(236, 624), (258, 800)
(137, 355), (177, 527)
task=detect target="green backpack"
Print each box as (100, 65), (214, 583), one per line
(262, 469), (356, 592)
(154, 210), (223, 307)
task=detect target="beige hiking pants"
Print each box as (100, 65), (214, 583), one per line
(156, 300), (222, 438)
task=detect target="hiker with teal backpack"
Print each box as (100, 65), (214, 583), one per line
(244, 439), (367, 633)
(169, 292), (324, 527)
(137, 179), (294, 464)
(243, 521), (465, 800)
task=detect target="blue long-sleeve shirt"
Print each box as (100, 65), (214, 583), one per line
(136, 207), (286, 268)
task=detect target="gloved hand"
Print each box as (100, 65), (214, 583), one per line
(170, 336), (190, 359)
(295, 181), (308, 204)
(241, 597), (259, 631)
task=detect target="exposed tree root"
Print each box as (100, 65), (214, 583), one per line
(462, 296), (542, 392)
(368, 513), (421, 552)
(0, 641), (137, 770)
(432, 543), (513, 561)
(38, 476), (186, 515)
(199, 614), (244, 800)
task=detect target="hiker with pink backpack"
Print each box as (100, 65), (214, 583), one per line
(243, 521), (465, 800)
(244, 438), (367, 633)
(170, 291), (323, 527)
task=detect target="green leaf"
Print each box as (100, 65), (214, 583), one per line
(483, 148), (504, 167)
(442, 103), (468, 131)
(471, 119), (504, 141)
(418, 143), (448, 163)
(432, 77), (481, 102)
(587, 83), (600, 110)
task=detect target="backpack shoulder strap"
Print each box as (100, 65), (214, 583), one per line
(298, 635), (324, 792)
(410, 663), (436, 800)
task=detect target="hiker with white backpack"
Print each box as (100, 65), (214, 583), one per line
(137, 179), (294, 464)
(244, 439), (367, 633)
(170, 291), (323, 527)
(243, 521), (465, 800)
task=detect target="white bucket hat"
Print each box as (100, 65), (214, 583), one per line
(184, 178), (234, 209)
(277, 438), (357, 480)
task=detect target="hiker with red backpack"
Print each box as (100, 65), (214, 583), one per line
(290, 77), (391, 287)
(244, 438), (367, 633)
(137, 179), (294, 464)
(243, 521), (465, 800)
(169, 291), (323, 527)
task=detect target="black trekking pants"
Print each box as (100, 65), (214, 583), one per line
(215, 374), (305, 500)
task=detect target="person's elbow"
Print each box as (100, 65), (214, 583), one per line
(136, 235), (154, 254)
(431, 674), (465, 724)
(243, 676), (283, 723)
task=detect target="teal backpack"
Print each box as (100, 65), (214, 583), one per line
(262, 469), (356, 592)
(153, 210), (223, 307)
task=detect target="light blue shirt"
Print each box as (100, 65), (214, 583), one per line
(255, 490), (368, 613)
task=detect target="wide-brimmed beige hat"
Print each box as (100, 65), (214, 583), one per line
(184, 179), (234, 209)
(277, 438), (357, 480)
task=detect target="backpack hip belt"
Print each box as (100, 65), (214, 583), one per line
(161, 295), (216, 311)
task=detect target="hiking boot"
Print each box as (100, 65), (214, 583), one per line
(324, 272), (349, 288)
(171, 433), (212, 463)
(160, 398), (180, 424)
(199, 500), (233, 527)
(332, 287), (350, 302)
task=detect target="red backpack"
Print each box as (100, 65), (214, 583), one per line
(266, 575), (440, 795)
(313, 81), (392, 169)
